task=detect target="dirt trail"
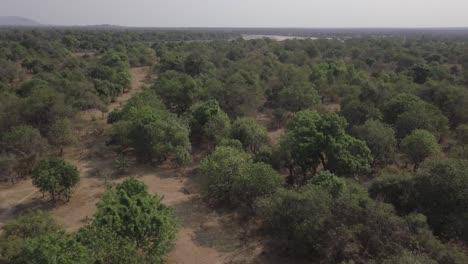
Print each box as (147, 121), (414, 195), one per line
(0, 66), (272, 263)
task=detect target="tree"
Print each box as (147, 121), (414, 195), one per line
(112, 106), (191, 165)
(413, 159), (468, 241)
(1, 125), (48, 158)
(93, 179), (178, 262)
(395, 103), (448, 139)
(419, 84), (468, 128)
(11, 232), (91, 264)
(278, 110), (371, 183)
(76, 226), (142, 264)
(200, 146), (251, 204)
(1, 125), (49, 179)
(190, 100), (231, 142)
(0, 154), (18, 183)
(22, 87), (72, 134)
(378, 251), (437, 264)
(410, 63), (432, 84)
(47, 118), (75, 155)
(341, 100), (383, 126)
(32, 158), (80, 201)
(383, 93), (422, 125)
(217, 70), (263, 117)
(256, 185), (333, 256)
(400, 130), (441, 171)
(451, 124), (468, 159)
(0, 58), (18, 83)
(231, 117), (269, 155)
(230, 162), (283, 210)
(0, 210), (61, 261)
(256, 170), (467, 263)
(369, 172), (415, 213)
(184, 52), (208, 76)
(352, 119), (397, 166)
(277, 81), (320, 112)
(152, 70), (199, 114)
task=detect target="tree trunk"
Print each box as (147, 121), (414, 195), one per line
(319, 153), (328, 170)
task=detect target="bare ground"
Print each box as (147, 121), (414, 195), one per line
(0, 67), (291, 264)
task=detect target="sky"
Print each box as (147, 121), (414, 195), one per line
(1, 0), (468, 28)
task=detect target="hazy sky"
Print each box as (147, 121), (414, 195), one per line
(2, 0), (468, 27)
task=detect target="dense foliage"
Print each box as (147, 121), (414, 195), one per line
(1, 28), (468, 262)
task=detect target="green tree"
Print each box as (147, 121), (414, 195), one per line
(383, 93), (422, 125)
(420, 84), (468, 128)
(22, 87), (72, 134)
(76, 226), (142, 264)
(200, 146), (251, 204)
(277, 81), (320, 112)
(190, 100), (231, 142)
(113, 106), (191, 164)
(341, 100), (383, 126)
(0, 210), (61, 261)
(11, 232), (91, 264)
(352, 119), (397, 166)
(1, 125), (49, 179)
(184, 52), (208, 76)
(256, 171), (467, 263)
(217, 70), (263, 117)
(400, 130), (441, 171)
(369, 172), (415, 213)
(1, 125), (48, 158)
(395, 103), (448, 139)
(230, 162), (283, 210)
(278, 110), (371, 183)
(410, 63), (432, 84)
(47, 118), (75, 155)
(32, 158), (80, 201)
(152, 70), (199, 114)
(93, 179), (178, 262)
(413, 159), (468, 241)
(451, 124), (468, 159)
(231, 117), (269, 155)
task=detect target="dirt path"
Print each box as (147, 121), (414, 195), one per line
(0, 66), (275, 263)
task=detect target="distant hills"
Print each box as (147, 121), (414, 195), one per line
(0, 16), (128, 28)
(0, 16), (42, 26)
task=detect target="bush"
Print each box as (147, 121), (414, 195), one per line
(113, 155), (129, 175)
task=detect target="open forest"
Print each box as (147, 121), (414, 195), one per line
(0, 28), (468, 264)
